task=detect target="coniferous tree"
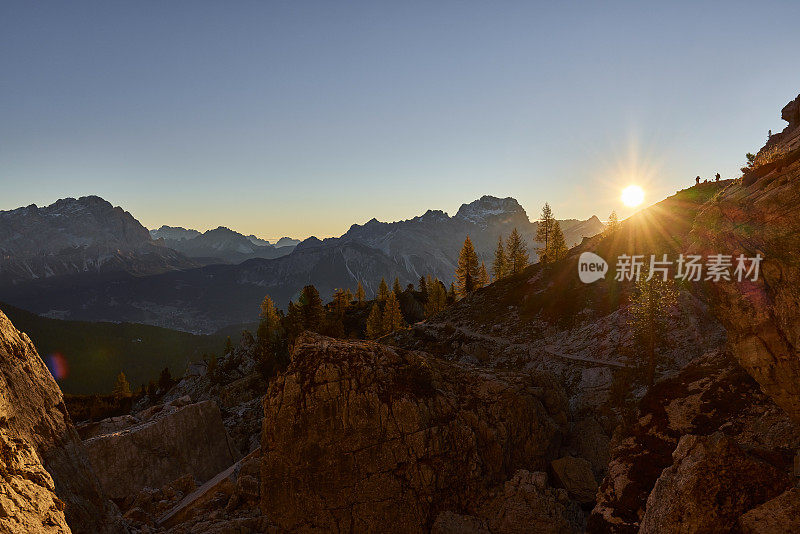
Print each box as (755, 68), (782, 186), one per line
(331, 288), (350, 316)
(366, 303), (383, 339)
(382, 291), (405, 333)
(477, 262), (489, 288)
(393, 277), (402, 297)
(378, 278), (389, 301)
(447, 282), (456, 303)
(418, 276), (428, 300)
(628, 273), (679, 386)
(492, 235), (507, 280)
(355, 281), (366, 303)
(424, 278), (447, 317)
(547, 220), (568, 262)
(604, 211), (620, 238)
(112, 371), (132, 398)
(506, 228), (530, 275)
(299, 285), (325, 333)
(535, 203), (555, 263)
(258, 296), (281, 351)
(455, 236), (480, 298)
(158, 367), (174, 394)
(285, 301), (304, 343)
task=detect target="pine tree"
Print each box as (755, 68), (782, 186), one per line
(366, 303), (383, 339)
(355, 281), (366, 303)
(455, 236), (480, 298)
(285, 301), (304, 342)
(425, 278), (447, 317)
(378, 278), (389, 301)
(393, 277), (402, 297)
(382, 291), (405, 333)
(447, 282), (456, 303)
(535, 203), (555, 264)
(477, 262), (489, 288)
(604, 211), (620, 238)
(299, 285), (325, 333)
(506, 228), (530, 275)
(418, 276), (428, 300)
(546, 220), (568, 262)
(492, 235), (507, 280)
(112, 371), (132, 398)
(628, 273), (679, 386)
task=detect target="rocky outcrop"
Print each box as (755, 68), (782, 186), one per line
(83, 398), (239, 501)
(639, 432), (790, 533)
(549, 455), (598, 504)
(432, 470), (583, 534)
(261, 333), (571, 533)
(0, 424), (71, 533)
(739, 487), (800, 533)
(588, 350), (800, 533)
(0, 309), (123, 533)
(691, 92), (800, 422)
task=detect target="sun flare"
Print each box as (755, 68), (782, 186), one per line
(621, 185), (645, 207)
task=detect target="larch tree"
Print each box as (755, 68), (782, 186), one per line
(381, 291), (405, 333)
(365, 303), (383, 339)
(455, 236), (480, 298)
(477, 262), (489, 288)
(418, 276), (428, 300)
(112, 371), (132, 398)
(492, 235), (507, 280)
(393, 277), (402, 297)
(628, 273), (679, 386)
(425, 277), (447, 317)
(546, 220), (568, 263)
(506, 228), (529, 275)
(447, 282), (456, 303)
(355, 281), (366, 303)
(604, 211), (620, 238)
(378, 278), (390, 301)
(535, 203), (555, 264)
(299, 285), (325, 333)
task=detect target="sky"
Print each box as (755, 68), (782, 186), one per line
(2, 1), (800, 240)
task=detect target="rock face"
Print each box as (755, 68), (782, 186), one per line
(589, 350), (800, 533)
(0, 195), (192, 284)
(639, 433), (790, 533)
(431, 470), (583, 534)
(549, 455), (598, 504)
(0, 425), (71, 533)
(739, 487), (800, 534)
(691, 92), (800, 422)
(0, 310), (122, 533)
(83, 399), (239, 501)
(261, 334), (572, 533)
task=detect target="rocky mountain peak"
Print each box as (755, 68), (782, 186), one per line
(454, 195), (528, 226)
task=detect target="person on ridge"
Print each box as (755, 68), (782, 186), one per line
(715, 172), (720, 182)
(696, 175), (700, 185)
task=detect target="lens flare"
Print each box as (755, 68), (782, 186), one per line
(46, 353), (69, 380)
(621, 185), (645, 207)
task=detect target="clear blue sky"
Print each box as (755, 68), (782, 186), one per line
(2, 1), (799, 239)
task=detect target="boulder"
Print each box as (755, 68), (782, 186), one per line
(550, 456), (598, 504)
(639, 433), (791, 534)
(84, 400), (239, 500)
(739, 487), (800, 534)
(261, 333), (569, 533)
(0, 309), (123, 533)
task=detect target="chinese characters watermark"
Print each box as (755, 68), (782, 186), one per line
(578, 252), (762, 284)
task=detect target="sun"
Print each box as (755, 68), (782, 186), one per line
(621, 185), (645, 207)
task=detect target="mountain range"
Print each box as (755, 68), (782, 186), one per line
(0, 194), (603, 332)
(150, 225), (297, 264)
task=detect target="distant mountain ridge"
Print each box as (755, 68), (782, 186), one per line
(0, 196), (193, 284)
(0, 195), (604, 333)
(150, 225), (297, 264)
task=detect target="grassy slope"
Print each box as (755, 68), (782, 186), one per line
(0, 301), (229, 395)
